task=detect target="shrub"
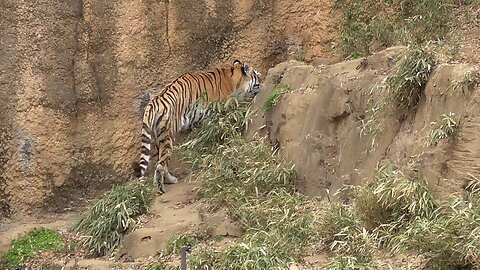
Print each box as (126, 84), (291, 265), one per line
(385, 46), (434, 115)
(325, 255), (377, 270)
(388, 197), (480, 269)
(164, 229), (213, 255)
(318, 203), (375, 261)
(354, 163), (437, 238)
(426, 112), (458, 147)
(72, 180), (154, 257)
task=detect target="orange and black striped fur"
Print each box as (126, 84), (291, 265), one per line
(133, 60), (261, 193)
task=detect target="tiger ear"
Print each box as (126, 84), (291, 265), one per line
(233, 60), (242, 66)
(242, 63), (250, 75)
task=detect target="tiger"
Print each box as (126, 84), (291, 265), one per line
(133, 60), (261, 193)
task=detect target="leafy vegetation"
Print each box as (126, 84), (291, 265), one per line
(334, 0), (455, 55)
(174, 97), (321, 269)
(426, 112), (458, 147)
(318, 202), (375, 263)
(354, 163), (437, 233)
(2, 228), (64, 270)
(385, 46), (434, 114)
(72, 180), (154, 257)
(359, 45), (434, 152)
(350, 161), (480, 269)
(325, 255), (377, 270)
(164, 229), (213, 255)
(451, 67), (479, 94)
(262, 84), (291, 112)
(388, 197), (480, 269)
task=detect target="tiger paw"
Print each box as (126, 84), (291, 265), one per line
(164, 175), (178, 184)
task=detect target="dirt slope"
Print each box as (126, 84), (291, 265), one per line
(246, 46), (480, 200)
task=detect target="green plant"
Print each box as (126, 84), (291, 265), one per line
(174, 97), (323, 269)
(72, 180), (154, 257)
(385, 46), (434, 114)
(451, 68), (479, 94)
(144, 261), (170, 270)
(2, 228), (64, 270)
(187, 249), (219, 270)
(465, 179), (480, 203)
(426, 112), (458, 147)
(354, 163), (437, 236)
(262, 84), (291, 112)
(350, 51), (366, 60)
(388, 197), (480, 269)
(165, 229), (213, 255)
(335, 0), (454, 55)
(318, 203), (375, 260)
(325, 255), (377, 270)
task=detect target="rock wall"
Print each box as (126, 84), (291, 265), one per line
(0, 0), (337, 217)
(247, 47), (480, 200)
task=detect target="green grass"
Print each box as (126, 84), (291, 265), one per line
(350, 51), (366, 60)
(451, 68), (479, 94)
(354, 163), (437, 243)
(325, 255), (377, 270)
(173, 97), (323, 269)
(334, 0), (454, 55)
(349, 161), (480, 269)
(164, 229), (213, 255)
(388, 197), (480, 269)
(385, 46), (434, 115)
(318, 203), (375, 262)
(144, 261), (170, 270)
(425, 112), (458, 147)
(2, 228), (64, 270)
(72, 180), (154, 257)
(262, 84), (291, 112)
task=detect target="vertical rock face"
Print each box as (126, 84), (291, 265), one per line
(0, 0), (337, 217)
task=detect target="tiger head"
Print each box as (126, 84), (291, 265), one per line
(232, 60), (261, 98)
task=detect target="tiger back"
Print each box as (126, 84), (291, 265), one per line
(134, 60), (261, 193)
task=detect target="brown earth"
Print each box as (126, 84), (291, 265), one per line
(0, 0), (338, 218)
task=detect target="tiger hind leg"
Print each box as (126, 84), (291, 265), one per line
(153, 162), (177, 193)
(153, 163), (166, 194)
(153, 135), (178, 193)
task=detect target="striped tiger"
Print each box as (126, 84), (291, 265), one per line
(133, 60), (261, 193)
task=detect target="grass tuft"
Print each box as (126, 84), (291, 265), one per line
(354, 163), (437, 236)
(72, 180), (154, 257)
(388, 197), (480, 269)
(426, 112), (458, 147)
(385, 46), (434, 114)
(325, 255), (377, 270)
(262, 84), (291, 112)
(2, 228), (64, 270)
(335, 0), (454, 55)
(164, 229), (213, 255)
(451, 68), (479, 94)
(173, 97), (322, 269)
(318, 203), (375, 261)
